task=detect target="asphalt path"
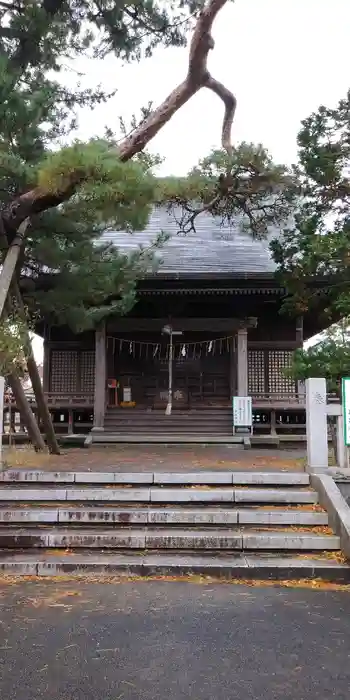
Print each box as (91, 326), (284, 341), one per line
(0, 580), (349, 700)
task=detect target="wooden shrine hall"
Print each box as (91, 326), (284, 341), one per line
(37, 208), (327, 444)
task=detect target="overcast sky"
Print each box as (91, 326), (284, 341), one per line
(32, 0), (350, 361)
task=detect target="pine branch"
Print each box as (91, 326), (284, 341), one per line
(6, 0), (67, 71)
(118, 0), (235, 160)
(1, 0), (235, 234)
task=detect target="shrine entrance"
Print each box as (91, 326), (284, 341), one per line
(107, 334), (231, 409)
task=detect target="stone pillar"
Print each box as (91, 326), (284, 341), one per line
(306, 377), (328, 471)
(0, 376), (4, 465)
(93, 321), (106, 431)
(237, 328), (248, 396)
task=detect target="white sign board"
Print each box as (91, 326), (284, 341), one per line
(123, 387), (132, 403)
(342, 378), (350, 446)
(233, 396), (252, 427)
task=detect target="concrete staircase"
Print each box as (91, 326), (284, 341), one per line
(97, 407), (235, 444)
(0, 469), (348, 580)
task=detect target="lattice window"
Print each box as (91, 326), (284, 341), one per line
(268, 350), (295, 395)
(248, 350), (265, 394)
(80, 351), (95, 392)
(50, 350), (78, 393)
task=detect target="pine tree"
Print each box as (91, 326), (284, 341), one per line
(0, 0), (293, 452)
(271, 90), (350, 323)
(0, 0), (212, 451)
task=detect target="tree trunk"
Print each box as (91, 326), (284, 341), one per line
(26, 353), (60, 454)
(11, 280), (60, 454)
(0, 220), (29, 319)
(6, 373), (46, 451)
(0, 221), (55, 452)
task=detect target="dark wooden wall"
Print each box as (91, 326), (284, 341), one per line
(43, 289), (300, 401)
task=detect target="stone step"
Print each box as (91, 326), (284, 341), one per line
(103, 417), (232, 425)
(91, 434), (244, 444)
(103, 428), (233, 435)
(0, 471), (310, 486)
(1, 551), (348, 581)
(0, 507), (328, 526)
(0, 487), (318, 504)
(106, 409), (232, 416)
(0, 528), (339, 550)
(103, 422), (232, 431)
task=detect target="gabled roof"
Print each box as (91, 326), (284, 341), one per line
(101, 207), (278, 279)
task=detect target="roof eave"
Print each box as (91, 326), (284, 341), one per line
(144, 270), (277, 281)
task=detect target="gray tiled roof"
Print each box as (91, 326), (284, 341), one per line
(101, 207), (278, 279)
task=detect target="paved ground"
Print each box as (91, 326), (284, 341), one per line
(0, 580), (348, 699)
(3, 445), (306, 471)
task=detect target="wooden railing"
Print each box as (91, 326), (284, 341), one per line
(44, 393), (94, 407)
(252, 392), (340, 407)
(1, 389), (341, 440)
(2, 392), (94, 437)
(2, 389), (342, 410)
(3, 392), (94, 408)
(252, 393), (305, 406)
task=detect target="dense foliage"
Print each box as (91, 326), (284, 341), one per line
(0, 0), (294, 332)
(163, 143), (293, 238)
(271, 90), (350, 323)
(0, 313), (28, 377)
(288, 322), (350, 395)
(0, 0), (207, 330)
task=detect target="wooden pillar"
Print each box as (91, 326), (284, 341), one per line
(229, 335), (236, 397)
(270, 409), (277, 437)
(68, 408), (74, 435)
(93, 321), (106, 430)
(296, 316), (304, 347)
(237, 328), (248, 396)
(42, 341), (50, 393)
(296, 316), (305, 400)
(43, 325), (51, 393)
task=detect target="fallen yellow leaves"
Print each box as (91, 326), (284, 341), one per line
(26, 589), (83, 608)
(296, 550), (347, 564)
(251, 526), (334, 534)
(2, 445), (306, 473)
(257, 504), (326, 512)
(3, 447), (61, 468)
(0, 574), (349, 592)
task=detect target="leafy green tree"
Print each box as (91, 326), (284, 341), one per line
(0, 0), (294, 333)
(0, 0), (292, 280)
(287, 322), (350, 463)
(0, 0), (295, 451)
(0, 312), (28, 377)
(14, 139), (164, 331)
(162, 143), (293, 238)
(271, 90), (350, 323)
(1, 0), (216, 451)
(0, 1), (235, 325)
(288, 322), (350, 396)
